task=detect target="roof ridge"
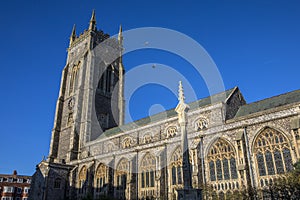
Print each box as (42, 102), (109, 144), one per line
(234, 88), (300, 118)
(243, 88), (300, 106)
(101, 87), (236, 136)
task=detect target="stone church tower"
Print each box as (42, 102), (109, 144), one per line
(30, 11), (125, 200)
(30, 11), (300, 200)
(48, 10), (124, 163)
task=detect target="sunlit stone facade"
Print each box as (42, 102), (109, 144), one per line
(30, 12), (300, 200)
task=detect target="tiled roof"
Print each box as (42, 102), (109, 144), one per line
(99, 87), (236, 138)
(235, 89), (300, 118)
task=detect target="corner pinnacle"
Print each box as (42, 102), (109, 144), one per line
(89, 10), (96, 31)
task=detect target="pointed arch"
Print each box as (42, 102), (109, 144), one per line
(69, 61), (81, 95)
(139, 153), (156, 198)
(95, 163), (108, 194)
(169, 146), (183, 186)
(206, 138), (238, 190)
(115, 157), (129, 199)
(78, 165), (87, 194)
(98, 64), (114, 94)
(251, 125), (291, 149)
(253, 127), (294, 187)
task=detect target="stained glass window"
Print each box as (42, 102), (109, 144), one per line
(256, 153), (266, 176)
(254, 127), (294, 182)
(79, 166), (87, 194)
(95, 164), (107, 192)
(172, 166), (176, 185)
(216, 160), (222, 180)
(207, 139), (238, 183)
(170, 147), (184, 186)
(140, 153), (156, 188)
(177, 166), (182, 184)
(230, 158), (238, 179)
(141, 173), (145, 188)
(274, 150), (284, 174)
(265, 151), (275, 175)
(209, 161), (216, 181)
(150, 171), (155, 187)
(116, 159), (128, 194)
(146, 171), (149, 187)
(283, 148), (293, 172)
(223, 159), (230, 180)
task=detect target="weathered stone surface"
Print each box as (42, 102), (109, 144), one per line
(31, 13), (300, 200)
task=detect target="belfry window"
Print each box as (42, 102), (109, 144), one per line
(69, 63), (80, 95)
(98, 65), (113, 94)
(105, 67), (112, 93)
(254, 127), (293, 180)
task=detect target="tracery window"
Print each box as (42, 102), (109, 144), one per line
(254, 127), (294, 184)
(98, 65), (113, 94)
(170, 147), (183, 186)
(207, 139), (238, 183)
(140, 153), (156, 199)
(195, 118), (208, 131)
(116, 158), (128, 199)
(95, 164), (107, 193)
(79, 166), (87, 194)
(69, 63), (80, 95)
(167, 126), (177, 138)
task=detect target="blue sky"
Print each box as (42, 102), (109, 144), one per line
(0, 0), (299, 175)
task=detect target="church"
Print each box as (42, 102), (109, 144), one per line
(30, 11), (300, 200)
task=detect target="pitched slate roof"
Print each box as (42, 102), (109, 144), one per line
(234, 89), (300, 118)
(100, 87), (236, 138)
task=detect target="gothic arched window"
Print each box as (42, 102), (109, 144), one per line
(140, 153), (156, 199)
(116, 158), (129, 199)
(170, 147), (183, 186)
(254, 127), (294, 187)
(69, 63), (80, 95)
(98, 65), (114, 94)
(207, 138), (238, 192)
(79, 166), (87, 194)
(95, 164), (107, 193)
